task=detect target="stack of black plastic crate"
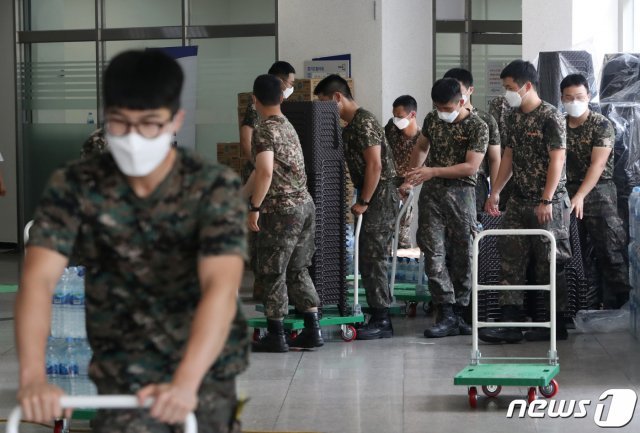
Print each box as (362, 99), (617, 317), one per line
(477, 213), (588, 320)
(281, 101), (349, 314)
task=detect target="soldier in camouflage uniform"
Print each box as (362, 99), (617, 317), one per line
(444, 68), (501, 215)
(240, 61), (296, 303)
(402, 78), (488, 338)
(482, 60), (571, 343)
(15, 50), (249, 433)
(384, 95), (421, 248)
(80, 128), (108, 159)
(315, 74), (399, 340)
(561, 73), (631, 308)
(246, 74), (322, 352)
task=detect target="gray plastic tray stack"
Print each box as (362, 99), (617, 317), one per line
(281, 101), (349, 314)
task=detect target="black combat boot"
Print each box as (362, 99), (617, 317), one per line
(356, 308), (394, 340)
(290, 311), (324, 349)
(524, 315), (568, 341)
(455, 304), (472, 336)
(252, 319), (289, 353)
(478, 305), (524, 343)
(424, 303), (460, 338)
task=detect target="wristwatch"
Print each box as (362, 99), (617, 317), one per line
(248, 197), (261, 212)
(540, 198), (553, 205)
(357, 198), (370, 206)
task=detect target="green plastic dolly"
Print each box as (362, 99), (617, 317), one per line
(454, 229), (561, 408)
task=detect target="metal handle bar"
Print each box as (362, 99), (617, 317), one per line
(7, 395), (197, 433)
(390, 188), (415, 296)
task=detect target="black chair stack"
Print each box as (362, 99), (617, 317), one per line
(537, 50), (597, 109)
(281, 101), (349, 314)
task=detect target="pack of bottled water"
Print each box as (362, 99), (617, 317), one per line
(46, 266), (96, 395)
(630, 187), (640, 338)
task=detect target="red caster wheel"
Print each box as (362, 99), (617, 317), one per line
(407, 302), (417, 317)
(482, 385), (502, 397)
(252, 328), (261, 342)
(528, 387), (537, 404)
(341, 325), (357, 342)
(468, 386), (478, 408)
(54, 419), (69, 433)
(539, 379), (559, 398)
(290, 330), (299, 340)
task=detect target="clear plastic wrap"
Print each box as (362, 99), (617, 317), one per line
(537, 50), (598, 109)
(599, 53), (640, 201)
(573, 302), (630, 333)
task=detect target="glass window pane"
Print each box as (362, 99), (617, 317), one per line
(190, 0), (275, 25)
(104, 0), (182, 28)
(193, 37), (275, 161)
(472, 0), (522, 20)
(28, 0), (95, 31)
(471, 44), (522, 111)
(19, 42), (97, 220)
(435, 33), (464, 79)
(105, 39), (183, 60)
(436, 0), (465, 20)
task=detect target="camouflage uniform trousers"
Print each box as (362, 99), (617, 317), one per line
(475, 173), (490, 215)
(416, 179), (477, 307)
(569, 180), (631, 308)
(255, 200), (320, 318)
(397, 177), (415, 248)
(359, 180), (399, 308)
(498, 194), (572, 310)
(91, 379), (241, 433)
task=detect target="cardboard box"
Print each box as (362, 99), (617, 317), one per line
(288, 78), (354, 102)
(237, 92), (253, 126)
(217, 142), (248, 175)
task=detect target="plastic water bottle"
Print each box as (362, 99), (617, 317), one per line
(45, 337), (59, 377)
(53, 269), (72, 338)
(86, 112), (95, 124)
(68, 267), (86, 339)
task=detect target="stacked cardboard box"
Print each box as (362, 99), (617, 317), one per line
(237, 92), (253, 126)
(217, 142), (247, 176)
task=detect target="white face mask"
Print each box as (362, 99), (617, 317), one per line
(504, 86), (524, 108)
(393, 115), (411, 130)
(564, 100), (589, 118)
(107, 132), (173, 177)
(437, 110), (459, 123)
(283, 86), (294, 99)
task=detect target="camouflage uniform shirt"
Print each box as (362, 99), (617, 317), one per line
(566, 111), (615, 183)
(384, 119), (421, 177)
(28, 148), (250, 391)
(421, 109), (489, 186)
(505, 101), (567, 202)
(488, 96), (512, 148)
(342, 108), (397, 189)
(471, 107), (501, 177)
(252, 115), (312, 213)
(241, 102), (260, 129)
(80, 128), (108, 160)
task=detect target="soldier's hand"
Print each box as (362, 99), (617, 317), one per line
(535, 203), (553, 225)
(398, 183), (412, 199)
(17, 381), (68, 423)
(351, 203), (368, 216)
(138, 383), (198, 425)
(484, 193), (501, 216)
(247, 211), (260, 232)
(406, 167), (434, 185)
(570, 193), (585, 220)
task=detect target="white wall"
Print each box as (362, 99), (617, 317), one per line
(0, 0), (17, 243)
(277, 0), (384, 119)
(381, 0), (433, 124)
(522, 0), (573, 62)
(572, 0), (619, 77)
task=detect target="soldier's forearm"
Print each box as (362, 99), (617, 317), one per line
(360, 164), (381, 202)
(542, 153), (565, 200)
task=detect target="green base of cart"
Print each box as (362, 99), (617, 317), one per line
(247, 311), (365, 342)
(346, 276), (432, 316)
(454, 363), (560, 407)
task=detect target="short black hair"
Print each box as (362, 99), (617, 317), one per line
(500, 60), (539, 90)
(253, 74), (282, 106)
(393, 95), (417, 113)
(431, 78), (462, 104)
(104, 50), (183, 114)
(268, 61), (296, 79)
(443, 68), (474, 88)
(560, 73), (590, 94)
(313, 74), (354, 100)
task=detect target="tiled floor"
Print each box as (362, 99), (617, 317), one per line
(1, 252), (640, 432)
